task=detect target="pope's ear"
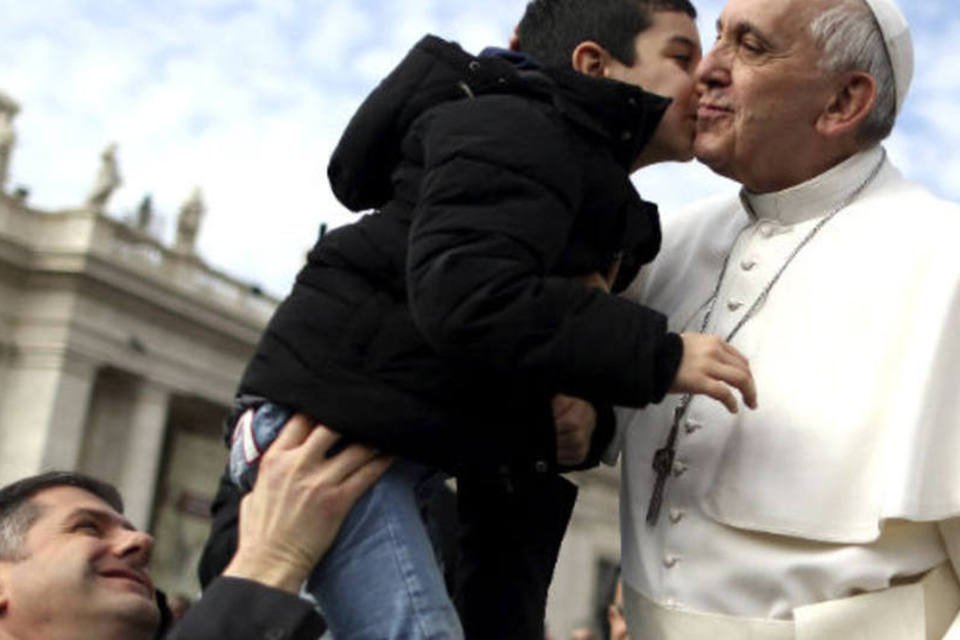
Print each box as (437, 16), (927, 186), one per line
(817, 70), (877, 138)
(571, 41), (613, 78)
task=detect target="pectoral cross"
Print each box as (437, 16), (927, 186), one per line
(646, 403), (687, 526)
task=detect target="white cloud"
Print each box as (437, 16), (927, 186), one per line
(1, 0), (957, 296)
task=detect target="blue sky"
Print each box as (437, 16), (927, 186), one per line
(1, 0), (957, 296)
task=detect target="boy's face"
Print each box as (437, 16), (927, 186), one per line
(604, 10), (702, 168)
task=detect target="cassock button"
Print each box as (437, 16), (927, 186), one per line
(669, 508), (685, 524)
(741, 258), (757, 271)
(684, 419), (702, 435)
(672, 461), (688, 477)
(727, 300), (744, 311)
(759, 223), (775, 238)
(663, 555), (681, 569)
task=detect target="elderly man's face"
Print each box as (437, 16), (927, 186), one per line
(0, 486), (159, 640)
(693, 0), (839, 192)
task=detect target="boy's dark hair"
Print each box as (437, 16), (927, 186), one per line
(0, 471), (124, 560)
(517, 0), (697, 68)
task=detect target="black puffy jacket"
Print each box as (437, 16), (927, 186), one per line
(238, 35), (682, 474)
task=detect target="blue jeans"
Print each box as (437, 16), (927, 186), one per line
(229, 402), (463, 640)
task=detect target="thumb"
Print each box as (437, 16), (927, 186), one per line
(551, 394), (575, 419)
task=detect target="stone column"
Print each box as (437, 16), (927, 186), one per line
(118, 379), (171, 529)
(0, 351), (98, 485)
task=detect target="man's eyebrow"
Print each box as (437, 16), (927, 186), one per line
(65, 507), (135, 531)
(716, 18), (777, 49)
(668, 35), (699, 50)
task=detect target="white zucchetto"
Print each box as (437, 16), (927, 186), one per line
(862, 0), (914, 113)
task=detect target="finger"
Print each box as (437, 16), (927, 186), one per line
(294, 423), (346, 467)
(556, 444), (577, 465)
(582, 272), (610, 293)
(552, 394), (575, 418)
(338, 455), (393, 503)
(706, 380), (738, 414)
(606, 256), (622, 288)
(571, 402), (595, 425)
(554, 419), (577, 436)
(555, 396), (593, 422)
(707, 362), (751, 391)
(739, 371), (758, 409)
(709, 362), (758, 410)
(269, 413), (314, 451)
(556, 426), (586, 443)
(306, 439), (382, 485)
(716, 342), (750, 370)
(557, 432), (578, 450)
(557, 447), (586, 466)
(557, 434), (587, 453)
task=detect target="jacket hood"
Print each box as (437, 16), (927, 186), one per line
(327, 35), (670, 213)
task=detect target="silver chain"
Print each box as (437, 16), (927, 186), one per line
(696, 148), (887, 347)
(646, 149), (887, 525)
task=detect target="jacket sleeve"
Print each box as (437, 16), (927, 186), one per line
(167, 577), (325, 640)
(407, 96), (681, 407)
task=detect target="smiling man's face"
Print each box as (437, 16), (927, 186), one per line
(0, 486), (158, 640)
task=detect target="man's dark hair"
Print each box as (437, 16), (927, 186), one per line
(517, 0), (697, 69)
(0, 471), (124, 560)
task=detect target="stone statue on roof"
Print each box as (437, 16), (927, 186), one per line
(85, 143), (122, 214)
(135, 194), (154, 231)
(175, 187), (205, 255)
(0, 92), (20, 193)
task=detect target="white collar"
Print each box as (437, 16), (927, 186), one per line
(740, 146), (886, 225)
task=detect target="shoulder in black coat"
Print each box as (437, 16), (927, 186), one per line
(165, 577), (324, 640)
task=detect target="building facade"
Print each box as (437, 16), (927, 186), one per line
(0, 183), (277, 594)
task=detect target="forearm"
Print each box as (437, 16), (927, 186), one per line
(222, 549), (308, 595)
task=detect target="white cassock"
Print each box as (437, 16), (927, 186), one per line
(614, 145), (960, 639)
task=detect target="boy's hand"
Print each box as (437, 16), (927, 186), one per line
(670, 333), (758, 414)
(224, 414), (392, 593)
(553, 394), (596, 466)
(581, 272), (610, 293)
(581, 256), (621, 294)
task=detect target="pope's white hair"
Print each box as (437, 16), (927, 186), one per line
(810, 0), (897, 145)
